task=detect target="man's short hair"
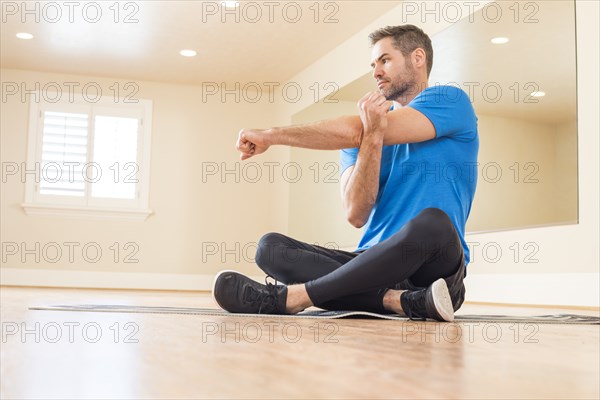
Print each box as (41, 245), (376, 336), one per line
(369, 25), (433, 76)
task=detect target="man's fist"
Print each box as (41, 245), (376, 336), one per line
(357, 91), (392, 137)
(236, 128), (271, 160)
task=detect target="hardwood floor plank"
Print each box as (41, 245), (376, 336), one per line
(1, 286), (598, 399)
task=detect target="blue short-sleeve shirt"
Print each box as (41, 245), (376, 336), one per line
(340, 85), (479, 265)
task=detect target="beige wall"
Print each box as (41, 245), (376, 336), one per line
(468, 115), (577, 232)
(553, 119), (578, 222)
(1, 1), (597, 306)
(460, 0), (598, 293)
(0, 68), (290, 275)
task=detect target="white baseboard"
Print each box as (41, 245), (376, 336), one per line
(0, 268), (264, 292)
(1, 268), (598, 308)
(1, 268), (212, 291)
(464, 273), (600, 308)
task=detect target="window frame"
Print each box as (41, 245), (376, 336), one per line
(22, 92), (153, 221)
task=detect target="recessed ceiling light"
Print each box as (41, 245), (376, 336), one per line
(491, 37), (509, 44)
(16, 32), (34, 40)
(180, 49), (197, 57)
(221, 1), (239, 7)
(530, 91), (546, 97)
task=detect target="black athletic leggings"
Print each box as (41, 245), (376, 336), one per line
(255, 208), (465, 313)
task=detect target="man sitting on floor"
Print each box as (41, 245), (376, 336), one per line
(212, 24), (479, 322)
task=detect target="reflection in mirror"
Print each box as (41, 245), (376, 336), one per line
(290, 0), (577, 246)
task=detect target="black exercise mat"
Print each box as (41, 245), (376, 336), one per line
(29, 304), (600, 324)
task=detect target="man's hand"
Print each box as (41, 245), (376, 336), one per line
(357, 91), (392, 139)
(236, 128), (272, 160)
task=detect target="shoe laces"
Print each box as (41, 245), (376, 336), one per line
(242, 275), (280, 314)
(404, 290), (427, 321)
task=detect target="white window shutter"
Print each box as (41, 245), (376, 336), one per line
(39, 111), (89, 197)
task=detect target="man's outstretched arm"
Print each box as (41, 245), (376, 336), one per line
(236, 115), (363, 160)
(236, 94), (435, 159)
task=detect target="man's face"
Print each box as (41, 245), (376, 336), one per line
(370, 37), (417, 102)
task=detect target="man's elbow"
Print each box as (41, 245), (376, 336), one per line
(349, 218), (366, 229)
(346, 209), (367, 229)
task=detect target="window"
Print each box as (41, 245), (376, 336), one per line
(23, 93), (153, 221)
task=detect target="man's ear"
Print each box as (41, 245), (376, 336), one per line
(412, 48), (427, 69)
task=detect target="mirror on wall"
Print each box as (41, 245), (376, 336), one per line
(289, 0), (578, 245)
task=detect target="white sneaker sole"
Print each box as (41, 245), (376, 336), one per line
(431, 278), (455, 322)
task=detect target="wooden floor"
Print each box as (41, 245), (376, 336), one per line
(1, 286), (598, 399)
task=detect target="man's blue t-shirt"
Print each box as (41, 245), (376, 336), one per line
(340, 85), (479, 265)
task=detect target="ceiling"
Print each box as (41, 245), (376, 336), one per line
(1, 1), (398, 84)
(334, 1), (578, 124)
(1, 1), (578, 124)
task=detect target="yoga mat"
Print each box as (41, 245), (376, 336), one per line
(29, 304), (600, 324)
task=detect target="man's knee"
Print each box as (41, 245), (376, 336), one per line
(417, 207), (452, 225)
(256, 232), (285, 268)
(258, 232), (287, 248)
(255, 232), (304, 284)
(415, 208), (456, 240)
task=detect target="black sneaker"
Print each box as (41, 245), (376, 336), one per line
(212, 270), (288, 314)
(400, 278), (454, 322)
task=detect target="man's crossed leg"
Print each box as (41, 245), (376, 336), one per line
(213, 208), (466, 322)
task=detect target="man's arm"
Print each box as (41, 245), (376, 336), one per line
(236, 116), (363, 160)
(236, 94), (435, 160)
(340, 92), (387, 228)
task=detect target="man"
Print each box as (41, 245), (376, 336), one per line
(212, 25), (479, 322)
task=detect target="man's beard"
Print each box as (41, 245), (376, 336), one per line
(380, 62), (420, 102)
(381, 80), (418, 101)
